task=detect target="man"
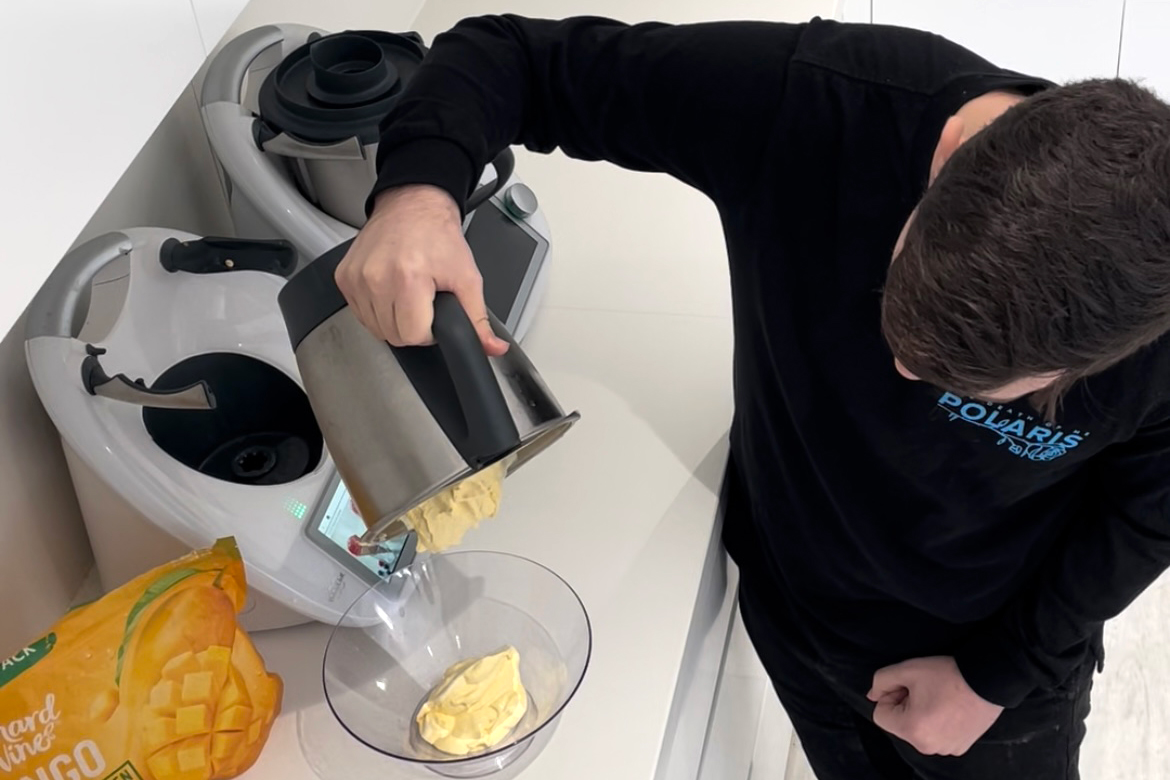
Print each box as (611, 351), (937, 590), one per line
(334, 15), (1170, 779)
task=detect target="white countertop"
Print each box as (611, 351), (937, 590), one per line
(243, 304), (735, 780)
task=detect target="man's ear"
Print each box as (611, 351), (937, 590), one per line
(929, 115), (966, 184)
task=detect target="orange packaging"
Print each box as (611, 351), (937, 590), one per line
(0, 538), (282, 780)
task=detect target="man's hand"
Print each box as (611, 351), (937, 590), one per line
(334, 184), (509, 355)
(868, 656), (1004, 756)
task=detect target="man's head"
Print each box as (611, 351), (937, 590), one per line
(881, 79), (1170, 417)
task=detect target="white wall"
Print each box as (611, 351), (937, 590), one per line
(842, 0), (1170, 98)
(225, 0), (429, 44)
(1118, 0), (1170, 99)
(870, 0), (1124, 83)
(192, 0), (255, 52)
(0, 2), (210, 344)
(836, 0), (871, 22)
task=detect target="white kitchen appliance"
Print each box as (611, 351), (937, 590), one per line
(199, 23), (550, 343)
(25, 226), (551, 631)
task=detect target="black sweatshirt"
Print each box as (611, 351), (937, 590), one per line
(369, 16), (1170, 708)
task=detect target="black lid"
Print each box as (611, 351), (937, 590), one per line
(257, 30), (427, 145)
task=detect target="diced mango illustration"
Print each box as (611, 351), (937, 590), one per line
(149, 736), (212, 780)
(196, 647), (232, 692)
(181, 672), (215, 706)
(123, 585), (239, 712)
(211, 732), (245, 764)
(144, 717), (178, 752)
(218, 668), (247, 711)
(213, 705), (251, 733)
(175, 705), (213, 737)
(0, 540), (280, 780)
(162, 651), (201, 682)
(150, 680), (181, 715)
(133, 640), (280, 780)
(129, 622), (282, 780)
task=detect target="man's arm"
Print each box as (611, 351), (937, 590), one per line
(368, 15), (804, 213)
(339, 15), (805, 348)
(955, 413), (1170, 707)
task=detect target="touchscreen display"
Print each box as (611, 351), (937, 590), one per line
(465, 204), (540, 324)
(314, 480), (407, 579)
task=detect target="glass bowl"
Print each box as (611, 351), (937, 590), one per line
(322, 550), (591, 778)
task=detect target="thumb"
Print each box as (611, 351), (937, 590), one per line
(453, 279), (510, 356)
(868, 663), (913, 702)
(872, 693), (912, 738)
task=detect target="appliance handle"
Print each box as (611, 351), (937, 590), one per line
(80, 345), (216, 410)
(26, 232), (133, 340)
(201, 25), (286, 106)
(431, 292), (520, 464)
(159, 237), (298, 278)
(201, 104), (356, 258)
(466, 147), (516, 212)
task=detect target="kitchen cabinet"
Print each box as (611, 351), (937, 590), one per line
(870, 0), (1124, 83)
(1118, 0), (1170, 99)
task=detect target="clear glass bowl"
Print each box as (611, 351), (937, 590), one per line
(322, 551), (592, 778)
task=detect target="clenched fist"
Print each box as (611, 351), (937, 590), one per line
(868, 655), (1004, 756)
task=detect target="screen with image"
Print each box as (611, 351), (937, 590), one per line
(314, 480), (407, 579)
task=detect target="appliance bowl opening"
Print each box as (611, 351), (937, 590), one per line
(143, 353), (323, 485)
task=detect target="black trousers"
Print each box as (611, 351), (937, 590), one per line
(737, 588), (1094, 780)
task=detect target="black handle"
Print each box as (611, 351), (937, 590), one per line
(281, 239), (521, 465)
(466, 147), (516, 213)
(160, 237), (298, 278)
(430, 292), (519, 464)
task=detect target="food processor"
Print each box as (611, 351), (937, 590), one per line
(29, 16), (572, 630)
(26, 224), (576, 633)
(200, 24), (552, 342)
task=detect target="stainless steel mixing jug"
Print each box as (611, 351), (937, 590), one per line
(278, 236), (578, 545)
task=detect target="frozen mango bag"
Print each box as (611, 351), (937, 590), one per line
(0, 538), (282, 780)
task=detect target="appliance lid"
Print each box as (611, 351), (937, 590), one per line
(257, 30), (427, 145)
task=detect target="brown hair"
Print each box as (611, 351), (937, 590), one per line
(881, 78), (1170, 418)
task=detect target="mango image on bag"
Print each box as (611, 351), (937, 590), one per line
(0, 538), (282, 780)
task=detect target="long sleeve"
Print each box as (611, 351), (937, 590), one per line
(955, 413), (1170, 707)
(367, 15), (804, 213)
